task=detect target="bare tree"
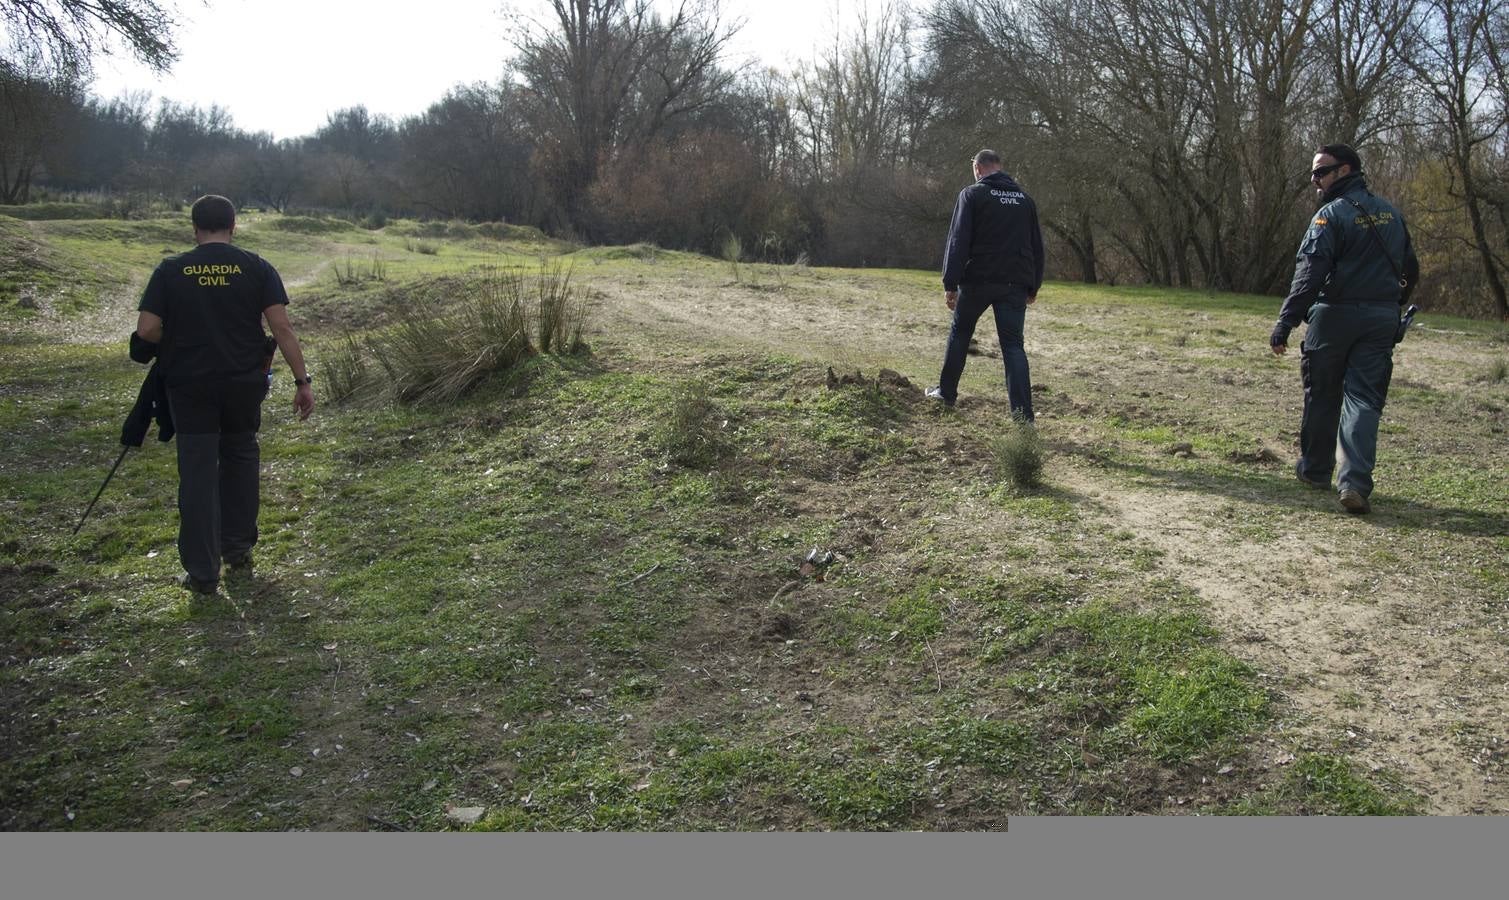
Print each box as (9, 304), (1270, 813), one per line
(1391, 0), (1509, 317)
(397, 83), (537, 222)
(1, 0), (180, 76)
(510, 0), (739, 232)
(791, 1), (919, 182)
(243, 136), (305, 213)
(1309, 0), (1419, 145)
(0, 58), (81, 202)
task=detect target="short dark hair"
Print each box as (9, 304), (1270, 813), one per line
(973, 149), (1001, 167)
(1317, 143), (1362, 174)
(191, 195), (236, 232)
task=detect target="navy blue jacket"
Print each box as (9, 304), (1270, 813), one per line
(942, 170), (1045, 293)
(1277, 172), (1419, 328)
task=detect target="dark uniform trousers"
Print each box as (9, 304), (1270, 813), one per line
(166, 374), (266, 582)
(1298, 301), (1397, 497)
(939, 283), (1034, 420)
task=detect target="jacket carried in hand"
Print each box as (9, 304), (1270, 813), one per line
(123, 331), (173, 447)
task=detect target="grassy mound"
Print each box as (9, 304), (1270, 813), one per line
(258, 215), (359, 235)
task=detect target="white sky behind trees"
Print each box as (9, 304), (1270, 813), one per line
(88, 0), (844, 139)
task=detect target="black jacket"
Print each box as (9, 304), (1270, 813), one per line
(942, 170), (1045, 293)
(1277, 172), (1419, 329)
(123, 332), (173, 447)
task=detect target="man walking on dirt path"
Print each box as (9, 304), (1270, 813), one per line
(135, 195), (315, 595)
(927, 149), (1045, 420)
(1270, 144), (1417, 515)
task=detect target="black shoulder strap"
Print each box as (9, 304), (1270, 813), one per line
(1341, 195), (1408, 288)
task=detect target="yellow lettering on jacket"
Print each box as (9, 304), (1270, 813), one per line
(181, 264), (244, 276)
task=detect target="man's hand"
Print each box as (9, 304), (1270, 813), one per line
(1269, 322), (1292, 356)
(1027, 293), (1037, 305)
(294, 383), (315, 421)
(945, 290), (958, 311)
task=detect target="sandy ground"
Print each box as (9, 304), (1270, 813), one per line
(587, 264), (1509, 814)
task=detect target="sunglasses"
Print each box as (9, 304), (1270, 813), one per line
(1311, 162), (1344, 181)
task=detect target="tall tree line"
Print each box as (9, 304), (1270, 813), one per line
(4, 0), (1507, 317)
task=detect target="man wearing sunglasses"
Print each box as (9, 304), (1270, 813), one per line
(1269, 144), (1418, 515)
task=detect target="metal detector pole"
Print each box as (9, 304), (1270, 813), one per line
(73, 445), (130, 535)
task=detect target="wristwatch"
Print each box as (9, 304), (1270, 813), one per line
(293, 374), (313, 386)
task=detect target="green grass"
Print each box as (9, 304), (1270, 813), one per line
(1230, 754), (1421, 815)
(3, 214), (1500, 828)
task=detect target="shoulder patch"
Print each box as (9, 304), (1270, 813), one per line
(1313, 217), (1327, 226)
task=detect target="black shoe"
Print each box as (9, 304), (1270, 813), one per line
(1294, 461), (1329, 490)
(1338, 488), (1371, 515)
(925, 386), (955, 407)
(180, 573), (219, 595)
(225, 551), (253, 573)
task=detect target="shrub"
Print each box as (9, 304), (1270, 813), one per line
(366, 266), (530, 403)
(532, 261), (584, 353)
(334, 254), (387, 286)
(404, 238), (440, 255)
(662, 381), (723, 468)
(992, 419), (1044, 489)
(321, 333), (370, 404)
(326, 261), (582, 405)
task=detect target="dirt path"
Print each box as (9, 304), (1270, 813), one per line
(21, 223), (334, 346)
(587, 267), (1509, 813)
(1079, 475), (1509, 814)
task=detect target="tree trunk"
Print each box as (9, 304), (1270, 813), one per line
(1456, 141), (1509, 317)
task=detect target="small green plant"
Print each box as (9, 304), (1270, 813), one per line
(662, 381), (722, 467)
(1284, 754), (1421, 815)
(1487, 358), (1507, 383)
(993, 419), (1044, 489)
(334, 253), (387, 286)
(404, 238), (440, 255)
(721, 233), (743, 283)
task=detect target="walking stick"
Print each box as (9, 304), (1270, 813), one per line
(73, 445), (131, 535)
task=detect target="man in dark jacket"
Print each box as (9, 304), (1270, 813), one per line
(927, 149), (1045, 420)
(1270, 144), (1418, 515)
(135, 195), (315, 594)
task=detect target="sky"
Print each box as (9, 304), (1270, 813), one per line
(87, 0), (846, 139)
